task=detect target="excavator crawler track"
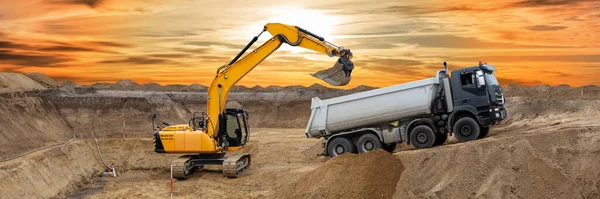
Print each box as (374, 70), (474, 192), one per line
(172, 156), (195, 179)
(222, 153), (251, 178)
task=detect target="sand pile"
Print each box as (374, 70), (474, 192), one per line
(59, 80), (81, 88)
(278, 150), (404, 199)
(504, 84), (600, 99)
(23, 72), (58, 88)
(0, 73), (45, 92)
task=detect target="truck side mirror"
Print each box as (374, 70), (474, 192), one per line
(476, 70), (485, 88)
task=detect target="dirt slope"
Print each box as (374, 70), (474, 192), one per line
(0, 141), (103, 199)
(23, 72), (58, 88)
(394, 127), (600, 198)
(0, 96), (73, 159)
(0, 73), (45, 92)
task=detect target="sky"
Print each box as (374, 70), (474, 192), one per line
(0, 0), (598, 88)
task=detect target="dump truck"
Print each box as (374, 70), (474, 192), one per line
(305, 62), (507, 157)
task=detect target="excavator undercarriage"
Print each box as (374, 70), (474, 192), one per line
(171, 153), (251, 179)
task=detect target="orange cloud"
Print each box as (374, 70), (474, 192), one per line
(0, 0), (598, 87)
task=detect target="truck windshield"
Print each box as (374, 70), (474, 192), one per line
(485, 73), (499, 85)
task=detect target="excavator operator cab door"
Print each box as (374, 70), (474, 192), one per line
(224, 108), (249, 147)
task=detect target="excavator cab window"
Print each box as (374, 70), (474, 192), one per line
(225, 110), (248, 147)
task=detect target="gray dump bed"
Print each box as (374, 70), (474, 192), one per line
(305, 71), (447, 138)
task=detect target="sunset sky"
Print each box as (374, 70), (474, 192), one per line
(0, 0), (598, 88)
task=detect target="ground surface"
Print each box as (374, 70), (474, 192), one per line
(1, 72), (600, 199)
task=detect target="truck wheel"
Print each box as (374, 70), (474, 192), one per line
(327, 137), (355, 158)
(356, 133), (382, 153)
(434, 132), (447, 146)
(453, 117), (480, 142)
(478, 127), (490, 139)
(410, 125), (436, 149)
(383, 143), (397, 153)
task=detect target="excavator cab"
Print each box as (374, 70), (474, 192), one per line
(223, 108), (249, 148)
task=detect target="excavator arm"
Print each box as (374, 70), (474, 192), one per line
(206, 23), (354, 139)
(153, 23), (354, 179)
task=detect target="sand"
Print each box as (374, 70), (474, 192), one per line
(1, 73), (599, 199)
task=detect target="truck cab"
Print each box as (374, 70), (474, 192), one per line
(449, 62), (507, 127)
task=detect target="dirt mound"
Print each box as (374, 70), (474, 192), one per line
(502, 97), (600, 125)
(188, 83), (207, 91)
(23, 72), (58, 88)
(504, 84), (600, 99)
(114, 79), (140, 89)
(59, 80), (81, 88)
(278, 150), (404, 199)
(0, 73), (45, 92)
(394, 125), (600, 198)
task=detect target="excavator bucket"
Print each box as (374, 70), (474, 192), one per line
(311, 56), (354, 86)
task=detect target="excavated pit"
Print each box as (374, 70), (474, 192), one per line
(1, 73), (600, 199)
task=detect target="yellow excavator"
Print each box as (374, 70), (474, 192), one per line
(152, 23), (353, 179)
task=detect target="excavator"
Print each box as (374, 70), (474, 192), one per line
(152, 23), (354, 179)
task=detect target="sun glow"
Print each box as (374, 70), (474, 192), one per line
(264, 7), (342, 54)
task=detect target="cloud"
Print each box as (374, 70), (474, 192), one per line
(452, 55), (600, 62)
(183, 41), (245, 49)
(440, 5), (500, 12)
(39, 45), (99, 52)
(380, 5), (431, 15)
(542, 71), (572, 78)
(0, 51), (72, 66)
(149, 53), (192, 58)
(89, 41), (131, 48)
(361, 58), (424, 67)
(512, 0), (594, 7)
(343, 34), (574, 49)
(175, 47), (211, 54)
(0, 41), (33, 50)
(100, 57), (169, 65)
(139, 31), (198, 38)
(525, 25), (567, 31)
(52, 0), (105, 8)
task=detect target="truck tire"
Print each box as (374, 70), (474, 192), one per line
(453, 117), (480, 142)
(356, 133), (382, 153)
(434, 132), (447, 146)
(383, 143), (397, 153)
(410, 125), (436, 149)
(478, 127), (490, 139)
(327, 137), (355, 158)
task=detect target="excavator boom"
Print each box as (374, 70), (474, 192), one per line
(206, 23), (353, 139)
(152, 23), (354, 179)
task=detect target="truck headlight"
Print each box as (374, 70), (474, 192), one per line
(494, 108), (499, 111)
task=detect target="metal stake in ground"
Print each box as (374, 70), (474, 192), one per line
(170, 165), (173, 199)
